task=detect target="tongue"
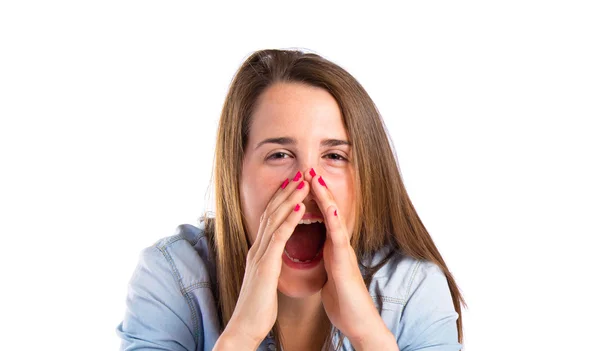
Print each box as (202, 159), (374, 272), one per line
(284, 223), (325, 261)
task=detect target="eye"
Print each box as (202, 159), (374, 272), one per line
(266, 152), (292, 161)
(323, 153), (348, 162)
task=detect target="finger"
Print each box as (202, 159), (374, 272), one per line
(323, 204), (356, 280)
(303, 167), (317, 183)
(261, 202), (306, 266)
(255, 180), (310, 259)
(323, 205), (349, 248)
(263, 171), (305, 219)
(309, 174), (352, 261)
(308, 174), (338, 227)
(252, 172), (304, 254)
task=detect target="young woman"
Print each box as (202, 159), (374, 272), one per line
(117, 49), (465, 351)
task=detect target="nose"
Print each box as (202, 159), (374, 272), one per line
(301, 166), (319, 206)
(302, 167), (316, 183)
(294, 149), (318, 182)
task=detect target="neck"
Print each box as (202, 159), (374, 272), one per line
(278, 290), (323, 322)
(277, 291), (330, 349)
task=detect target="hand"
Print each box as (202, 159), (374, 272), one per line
(217, 174), (309, 350)
(309, 171), (398, 350)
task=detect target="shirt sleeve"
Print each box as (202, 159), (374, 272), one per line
(116, 246), (197, 351)
(397, 261), (462, 351)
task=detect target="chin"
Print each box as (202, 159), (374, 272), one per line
(277, 263), (327, 298)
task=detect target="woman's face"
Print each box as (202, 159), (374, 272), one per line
(240, 82), (356, 298)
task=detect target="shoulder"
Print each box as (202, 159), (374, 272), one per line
(362, 247), (452, 304)
(378, 253), (450, 302)
(117, 222), (221, 351)
(362, 247), (461, 350)
(149, 222), (217, 293)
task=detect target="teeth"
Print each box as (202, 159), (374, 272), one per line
(297, 218), (324, 225)
(284, 249), (313, 263)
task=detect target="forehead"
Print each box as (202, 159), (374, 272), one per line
(249, 82), (348, 142)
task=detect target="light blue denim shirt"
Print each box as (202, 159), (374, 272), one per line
(116, 223), (461, 350)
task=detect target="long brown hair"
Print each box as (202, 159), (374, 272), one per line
(204, 48), (466, 348)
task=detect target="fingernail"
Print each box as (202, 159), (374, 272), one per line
(296, 181), (305, 190)
(309, 168), (316, 177)
(294, 204), (301, 212)
(281, 178), (290, 189)
(293, 171), (302, 182)
(318, 176), (327, 188)
(334, 209), (337, 216)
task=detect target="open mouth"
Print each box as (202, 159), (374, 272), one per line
(284, 219), (327, 263)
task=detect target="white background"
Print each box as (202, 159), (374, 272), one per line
(1, 1), (599, 350)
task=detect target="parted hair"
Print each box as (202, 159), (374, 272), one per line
(203, 48), (465, 349)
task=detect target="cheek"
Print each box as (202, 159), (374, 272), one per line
(240, 179), (264, 245)
(241, 191), (264, 244)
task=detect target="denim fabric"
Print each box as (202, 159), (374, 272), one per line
(116, 223), (461, 350)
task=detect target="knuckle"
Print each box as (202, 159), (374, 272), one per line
(281, 198), (295, 211)
(263, 196), (280, 218)
(262, 204), (276, 222)
(264, 215), (276, 232)
(259, 211), (266, 224)
(270, 229), (282, 244)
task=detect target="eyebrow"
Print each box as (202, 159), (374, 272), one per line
(255, 137), (351, 150)
(321, 139), (351, 148)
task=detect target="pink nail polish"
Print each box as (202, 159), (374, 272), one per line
(296, 181), (305, 190)
(281, 178), (290, 189)
(294, 204), (301, 212)
(334, 209), (337, 216)
(318, 176), (327, 188)
(309, 168), (316, 177)
(293, 171), (302, 182)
